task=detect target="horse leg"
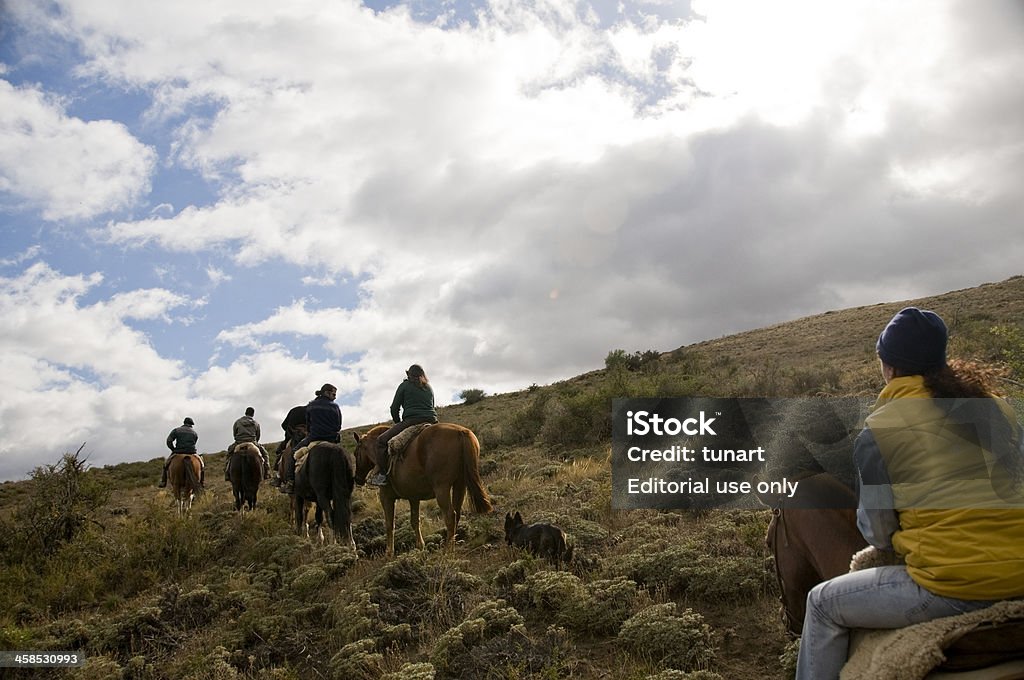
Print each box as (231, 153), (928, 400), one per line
(409, 499), (424, 550)
(451, 480), (466, 539)
(381, 491), (397, 557)
(434, 484), (456, 551)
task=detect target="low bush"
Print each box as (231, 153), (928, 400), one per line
(617, 603), (715, 671)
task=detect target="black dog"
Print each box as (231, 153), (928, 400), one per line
(504, 511), (572, 567)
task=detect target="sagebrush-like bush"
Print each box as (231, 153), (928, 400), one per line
(430, 599), (524, 672)
(512, 571), (639, 637)
(617, 603), (715, 671)
(382, 662), (436, 679)
(329, 638), (382, 680)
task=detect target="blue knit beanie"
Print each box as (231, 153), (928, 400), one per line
(876, 307), (947, 373)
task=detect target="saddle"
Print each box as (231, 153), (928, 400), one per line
(293, 441), (340, 475)
(383, 423), (433, 474)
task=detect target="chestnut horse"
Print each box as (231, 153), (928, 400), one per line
(352, 423), (493, 556)
(758, 471), (867, 636)
(228, 442), (263, 512)
(168, 453), (204, 515)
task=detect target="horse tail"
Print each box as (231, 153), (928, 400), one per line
(460, 429), (493, 514)
(336, 446), (355, 519)
(185, 455), (204, 496)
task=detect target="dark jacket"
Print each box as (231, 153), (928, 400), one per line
(232, 415), (261, 443)
(281, 405), (307, 440)
(306, 396), (342, 442)
(390, 379), (437, 423)
(167, 425), (199, 453)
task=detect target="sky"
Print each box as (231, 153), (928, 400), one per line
(1, 0), (1023, 481)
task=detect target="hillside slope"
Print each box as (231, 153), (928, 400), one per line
(0, 275), (1021, 680)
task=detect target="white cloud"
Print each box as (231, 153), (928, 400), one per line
(0, 80), (156, 220)
(1, 0), (1023, 479)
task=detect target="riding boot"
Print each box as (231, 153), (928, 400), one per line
(158, 464), (168, 488)
(224, 457), (231, 482)
(200, 467), (205, 488)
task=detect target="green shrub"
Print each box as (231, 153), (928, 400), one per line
(604, 539), (764, 601)
(329, 638), (382, 680)
(382, 662), (436, 679)
(430, 599), (525, 672)
(2, 447), (110, 562)
(370, 554), (483, 632)
(512, 571), (639, 637)
(617, 603), (715, 671)
(459, 388), (487, 404)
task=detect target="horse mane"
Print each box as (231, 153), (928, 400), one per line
(364, 424), (389, 437)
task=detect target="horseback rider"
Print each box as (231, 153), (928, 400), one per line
(280, 383), (342, 494)
(159, 417), (205, 488)
(369, 364), (439, 487)
(796, 308), (1024, 679)
(224, 407), (270, 481)
(273, 404), (308, 486)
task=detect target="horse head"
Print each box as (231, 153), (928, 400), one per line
(351, 425), (388, 485)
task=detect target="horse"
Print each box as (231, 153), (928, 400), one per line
(276, 423), (306, 483)
(352, 423), (493, 556)
(763, 472), (1024, 677)
(228, 442), (263, 512)
(278, 405), (307, 477)
(757, 471), (867, 636)
(167, 453), (204, 515)
(292, 442), (356, 548)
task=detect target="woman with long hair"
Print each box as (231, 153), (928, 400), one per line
(796, 307), (1024, 679)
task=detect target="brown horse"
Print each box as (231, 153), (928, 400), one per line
(352, 423), (493, 556)
(168, 453), (204, 515)
(228, 442), (263, 512)
(757, 471), (867, 636)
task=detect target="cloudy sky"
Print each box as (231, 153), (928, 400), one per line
(1, 0), (1022, 481)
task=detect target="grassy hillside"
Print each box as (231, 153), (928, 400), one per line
(1, 275), (1022, 680)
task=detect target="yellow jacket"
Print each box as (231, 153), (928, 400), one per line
(856, 376), (1024, 599)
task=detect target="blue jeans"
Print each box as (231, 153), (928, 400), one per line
(796, 566), (995, 680)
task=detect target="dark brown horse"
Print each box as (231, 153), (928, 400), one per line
(757, 471), (867, 635)
(168, 453), (204, 515)
(228, 442), (263, 512)
(293, 442), (356, 548)
(352, 423), (493, 556)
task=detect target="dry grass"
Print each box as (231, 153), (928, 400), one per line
(1, 275), (1022, 679)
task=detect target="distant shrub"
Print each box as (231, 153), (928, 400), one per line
(538, 390), (611, 448)
(497, 393), (550, 446)
(459, 388), (487, 405)
(605, 349), (629, 371)
(606, 349), (662, 373)
(617, 603), (715, 671)
(991, 324), (1024, 379)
